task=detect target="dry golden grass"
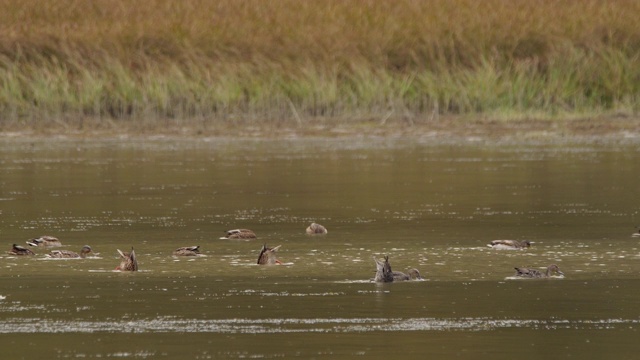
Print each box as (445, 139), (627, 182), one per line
(0, 0), (639, 128)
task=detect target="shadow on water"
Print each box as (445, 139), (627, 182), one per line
(1, 138), (640, 358)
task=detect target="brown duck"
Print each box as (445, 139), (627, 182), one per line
(7, 244), (35, 256)
(306, 223), (328, 235)
(514, 264), (564, 278)
(173, 245), (201, 256)
(116, 248), (138, 271)
(27, 236), (62, 247)
(48, 245), (93, 258)
(488, 239), (531, 250)
(373, 256), (394, 283)
(257, 244), (282, 265)
(373, 256), (422, 282)
(393, 268), (423, 281)
(221, 229), (257, 240)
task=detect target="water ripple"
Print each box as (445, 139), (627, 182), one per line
(1, 317), (638, 334)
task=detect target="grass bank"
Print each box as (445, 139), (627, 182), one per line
(0, 0), (639, 132)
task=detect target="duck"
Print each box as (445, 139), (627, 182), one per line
(26, 236), (62, 247)
(7, 244), (35, 256)
(116, 248), (138, 271)
(373, 256), (394, 283)
(487, 239), (531, 250)
(220, 229), (257, 240)
(306, 223), (328, 235)
(47, 245), (92, 258)
(514, 264), (564, 278)
(257, 244), (282, 265)
(393, 268), (423, 281)
(173, 245), (201, 256)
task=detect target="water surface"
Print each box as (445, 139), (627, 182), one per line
(1, 137), (640, 359)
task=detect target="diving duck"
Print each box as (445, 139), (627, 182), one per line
(116, 248), (138, 271)
(487, 239), (531, 250)
(257, 244), (282, 265)
(514, 264), (564, 278)
(373, 256), (394, 283)
(47, 245), (93, 258)
(173, 245), (201, 256)
(27, 236), (62, 247)
(306, 223), (328, 235)
(393, 268), (423, 281)
(220, 229), (257, 240)
(7, 244), (35, 256)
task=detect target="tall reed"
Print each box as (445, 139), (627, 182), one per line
(0, 0), (638, 128)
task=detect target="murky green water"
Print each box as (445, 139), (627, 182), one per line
(1, 137), (640, 359)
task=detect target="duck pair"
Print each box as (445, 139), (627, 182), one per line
(373, 256), (423, 283)
(116, 245), (200, 271)
(7, 243), (92, 258)
(220, 223), (328, 240)
(372, 255), (563, 281)
(8, 242), (133, 271)
(116, 246), (198, 272)
(486, 240), (564, 278)
(180, 242), (280, 265)
(24, 236), (93, 258)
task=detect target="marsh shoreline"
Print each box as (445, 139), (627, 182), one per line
(2, 1), (639, 131)
(1, 115), (638, 144)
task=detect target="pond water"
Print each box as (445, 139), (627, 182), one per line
(1, 137), (639, 359)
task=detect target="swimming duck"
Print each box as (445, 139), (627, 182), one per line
(514, 264), (564, 278)
(173, 245), (201, 256)
(487, 239), (531, 250)
(257, 244), (282, 265)
(306, 223), (328, 235)
(27, 236), (62, 247)
(47, 245), (92, 258)
(393, 268), (423, 281)
(220, 229), (257, 240)
(7, 244), (35, 256)
(373, 256), (394, 283)
(116, 248), (138, 271)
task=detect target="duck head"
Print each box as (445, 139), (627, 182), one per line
(80, 245), (92, 257)
(547, 264), (564, 276)
(407, 268), (423, 280)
